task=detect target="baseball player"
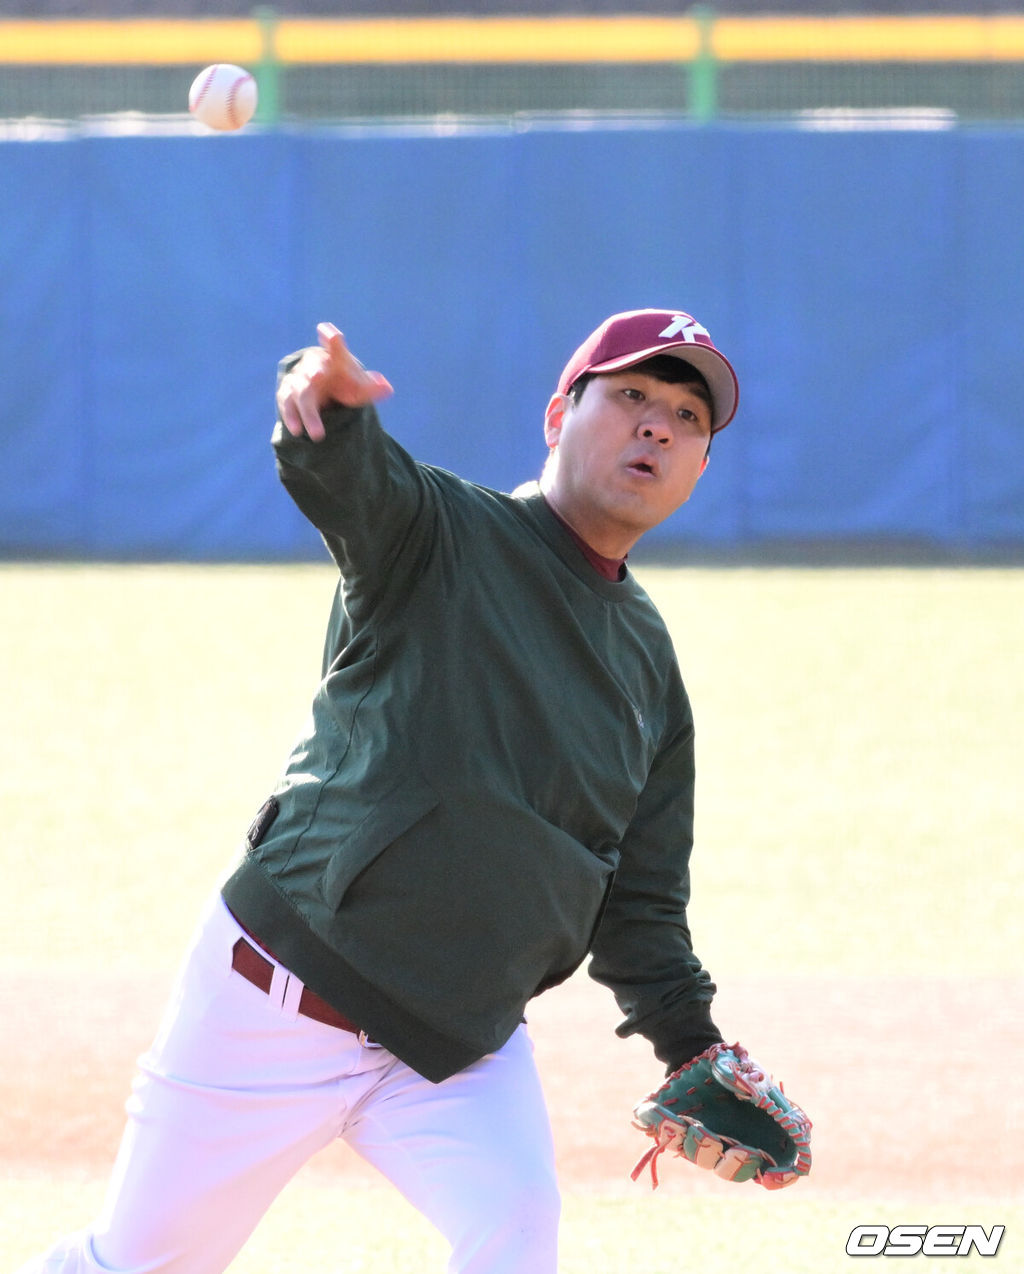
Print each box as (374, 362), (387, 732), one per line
(18, 308), (806, 1274)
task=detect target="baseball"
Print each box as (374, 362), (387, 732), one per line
(188, 64), (258, 131)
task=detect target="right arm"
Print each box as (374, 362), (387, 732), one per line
(273, 323), (432, 587)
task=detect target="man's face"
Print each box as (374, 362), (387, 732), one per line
(541, 370), (713, 553)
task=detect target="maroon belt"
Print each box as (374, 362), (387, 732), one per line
(231, 935), (363, 1035)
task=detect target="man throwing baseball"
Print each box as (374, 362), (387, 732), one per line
(19, 308), (808, 1274)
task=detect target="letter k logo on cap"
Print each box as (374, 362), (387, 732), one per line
(658, 315), (711, 342)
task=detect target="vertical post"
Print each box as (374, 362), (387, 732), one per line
(689, 5), (718, 123)
(253, 6), (281, 126)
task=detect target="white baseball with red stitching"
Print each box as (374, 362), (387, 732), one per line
(188, 64), (258, 131)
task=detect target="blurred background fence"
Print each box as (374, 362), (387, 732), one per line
(2, 7), (1024, 561)
(4, 10), (1024, 123)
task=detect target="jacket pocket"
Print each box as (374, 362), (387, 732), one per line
(320, 771), (439, 910)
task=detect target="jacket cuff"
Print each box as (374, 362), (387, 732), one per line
(655, 1000), (725, 1074)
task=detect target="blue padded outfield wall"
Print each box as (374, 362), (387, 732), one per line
(1, 120), (1022, 560)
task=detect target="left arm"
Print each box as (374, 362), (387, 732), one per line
(600, 684), (814, 1191)
(588, 716), (724, 1071)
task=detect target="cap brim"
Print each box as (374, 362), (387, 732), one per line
(589, 343), (739, 433)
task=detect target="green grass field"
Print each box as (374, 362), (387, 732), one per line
(2, 563), (1021, 1271)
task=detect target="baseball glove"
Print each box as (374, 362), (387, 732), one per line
(631, 1042), (812, 1190)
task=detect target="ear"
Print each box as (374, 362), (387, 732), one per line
(544, 393), (568, 449)
(699, 455), (709, 476)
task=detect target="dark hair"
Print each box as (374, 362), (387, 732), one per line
(567, 354), (710, 405)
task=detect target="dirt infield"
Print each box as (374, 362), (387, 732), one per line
(4, 968), (1022, 1201)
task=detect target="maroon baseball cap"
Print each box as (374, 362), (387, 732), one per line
(557, 308), (739, 433)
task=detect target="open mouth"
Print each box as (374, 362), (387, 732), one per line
(626, 460), (657, 477)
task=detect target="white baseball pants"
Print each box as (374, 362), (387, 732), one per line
(18, 894), (560, 1274)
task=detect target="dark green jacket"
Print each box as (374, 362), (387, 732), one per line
(222, 394), (718, 1082)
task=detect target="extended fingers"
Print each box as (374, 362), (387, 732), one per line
(317, 322), (394, 406)
(277, 324), (394, 443)
(277, 353), (330, 442)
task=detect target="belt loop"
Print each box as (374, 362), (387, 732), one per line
(281, 972), (303, 1020)
(270, 964), (301, 1020)
(230, 931), (364, 1035)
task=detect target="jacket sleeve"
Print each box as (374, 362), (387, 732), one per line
(272, 351), (434, 594)
(587, 703), (724, 1070)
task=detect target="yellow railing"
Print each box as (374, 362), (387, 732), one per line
(2, 14), (1024, 67)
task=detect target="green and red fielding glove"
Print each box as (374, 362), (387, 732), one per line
(631, 1042), (812, 1190)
